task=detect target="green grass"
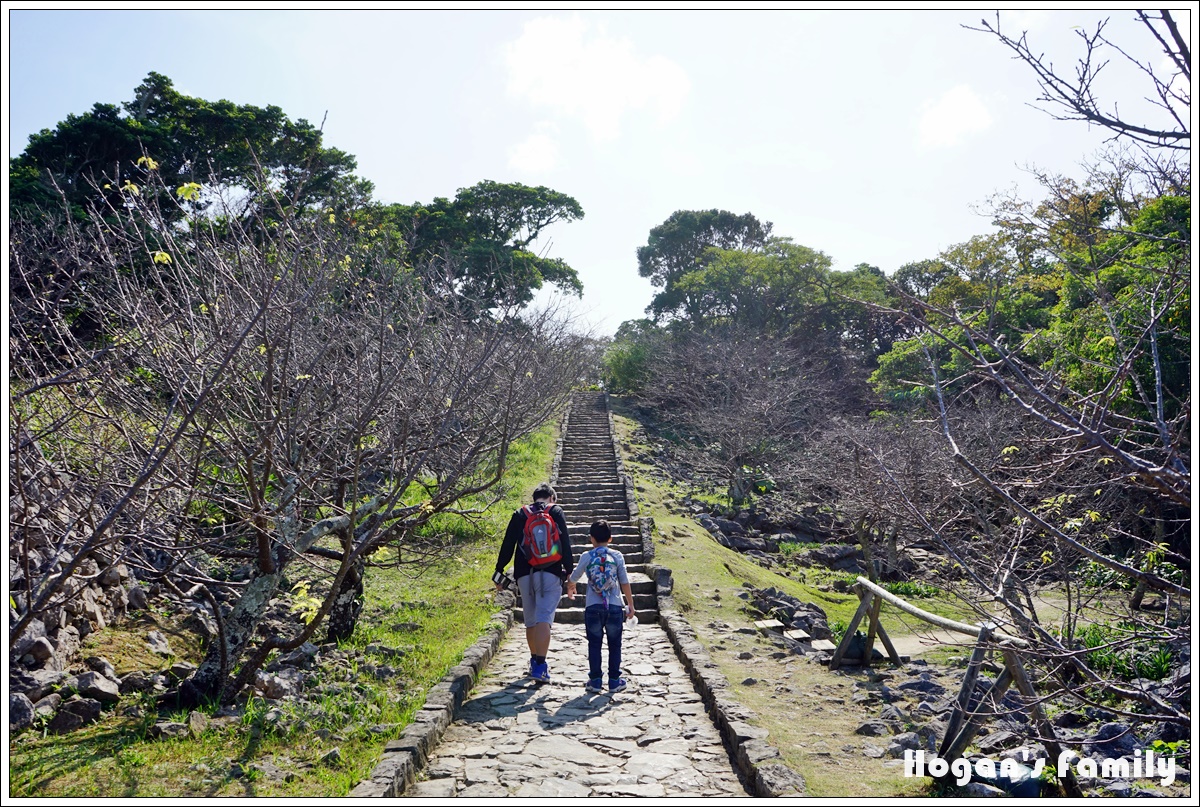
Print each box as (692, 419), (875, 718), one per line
(9, 419), (561, 798)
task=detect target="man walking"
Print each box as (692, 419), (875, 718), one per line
(495, 483), (572, 683)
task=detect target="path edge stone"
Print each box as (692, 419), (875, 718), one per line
(650, 561), (807, 796)
(349, 397), (573, 797)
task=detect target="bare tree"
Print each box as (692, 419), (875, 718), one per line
(640, 327), (835, 504)
(9, 168), (590, 703)
(969, 11), (1190, 152)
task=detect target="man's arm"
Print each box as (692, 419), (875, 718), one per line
(495, 512), (521, 585)
(565, 549), (589, 598)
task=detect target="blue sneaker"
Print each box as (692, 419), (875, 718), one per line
(531, 660), (551, 683)
(585, 678), (604, 693)
(608, 677), (627, 693)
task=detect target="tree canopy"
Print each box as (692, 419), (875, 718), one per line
(10, 72), (368, 223)
(380, 180), (585, 308)
(636, 209), (773, 321)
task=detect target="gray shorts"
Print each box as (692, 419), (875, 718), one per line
(518, 571), (563, 627)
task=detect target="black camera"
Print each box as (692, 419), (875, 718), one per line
(492, 570), (515, 590)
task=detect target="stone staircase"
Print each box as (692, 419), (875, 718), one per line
(515, 391), (658, 625)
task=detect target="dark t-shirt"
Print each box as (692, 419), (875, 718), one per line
(495, 502), (572, 580)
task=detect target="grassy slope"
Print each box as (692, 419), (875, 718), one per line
(9, 421), (559, 798)
(611, 403), (985, 797)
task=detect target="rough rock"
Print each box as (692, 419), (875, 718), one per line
(27, 636), (57, 662)
(11, 668), (67, 701)
(127, 586), (149, 612)
(84, 656), (119, 682)
(885, 732), (921, 758)
(855, 720), (891, 737)
(146, 630), (172, 655)
(1086, 722), (1139, 758)
(48, 697), (103, 734)
(976, 729), (1020, 753)
(187, 710), (209, 736)
(10, 693), (36, 732)
(120, 670), (161, 695)
(150, 722), (190, 740)
(167, 661), (197, 682)
(965, 782), (1005, 797)
(33, 692), (62, 718)
(64, 671), (121, 703)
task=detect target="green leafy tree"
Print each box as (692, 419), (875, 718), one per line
(11, 71), (368, 223)
(381, 180), (584, 308)
(636, 209), (772, 321)
(602, 319), (662, 394)
(673, 237), (831, 335)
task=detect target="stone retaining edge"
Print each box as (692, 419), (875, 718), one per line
(350, 397), (575, 797)
(645, 541), (807, 796)
(348, 608), (514, 797)
(606, 391), (804, 794)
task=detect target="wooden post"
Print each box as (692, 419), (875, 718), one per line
(874, 620), (903, 665)
(1001, 648), (1084, 798)
(851, 577), (1028, 647)
(939, 666), (1014, 762)
(861, 594), (883, 668)
(939, 623), (994, 757)
(829, 587), (875, 670)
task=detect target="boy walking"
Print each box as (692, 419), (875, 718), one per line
(566, 520), (636, 693)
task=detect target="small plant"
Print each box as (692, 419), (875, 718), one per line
(885, 580), (940, 599)
(115, 747), (149, 768)
(778, 541), (820, 559)
(289, 580), (323, 625)
(829, 618), (848, 643)
(1135, 646), (1174, 680)
(1074, 621), (1174, 681)
(1148, 738), (1189, 759)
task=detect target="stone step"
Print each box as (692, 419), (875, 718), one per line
(554, 486), (626, 494)
(516, 608), (659, 625)
(556, 497), (628, 507)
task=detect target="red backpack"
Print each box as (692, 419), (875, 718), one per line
(521, 503), (563, 567)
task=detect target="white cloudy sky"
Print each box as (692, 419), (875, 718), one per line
(6, 6), (1192, 335)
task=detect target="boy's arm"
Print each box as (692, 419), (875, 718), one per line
(620, 582), (635, 617)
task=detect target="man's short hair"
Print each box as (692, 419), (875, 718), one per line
(533, 483), (556, 501)
(589, 520), (612, 542)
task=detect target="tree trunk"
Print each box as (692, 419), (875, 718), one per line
(885, 524), (900, 581)
(325, 556), (364, 643)
(178, 556), (290, 706)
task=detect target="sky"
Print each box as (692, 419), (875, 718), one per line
(5, 5), (1194, 336)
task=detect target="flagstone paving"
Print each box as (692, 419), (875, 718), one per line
(406, 620), (748, 797)
(406, 391), (749, 797)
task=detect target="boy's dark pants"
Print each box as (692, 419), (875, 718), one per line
(584, 603), (624, 680)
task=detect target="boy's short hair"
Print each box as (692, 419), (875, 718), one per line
(589, 519), (612, 542)
(533, 483), (556, 501)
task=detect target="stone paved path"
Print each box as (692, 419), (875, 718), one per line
(406, 392), (749, 797)
(406, 623), (747, 797)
